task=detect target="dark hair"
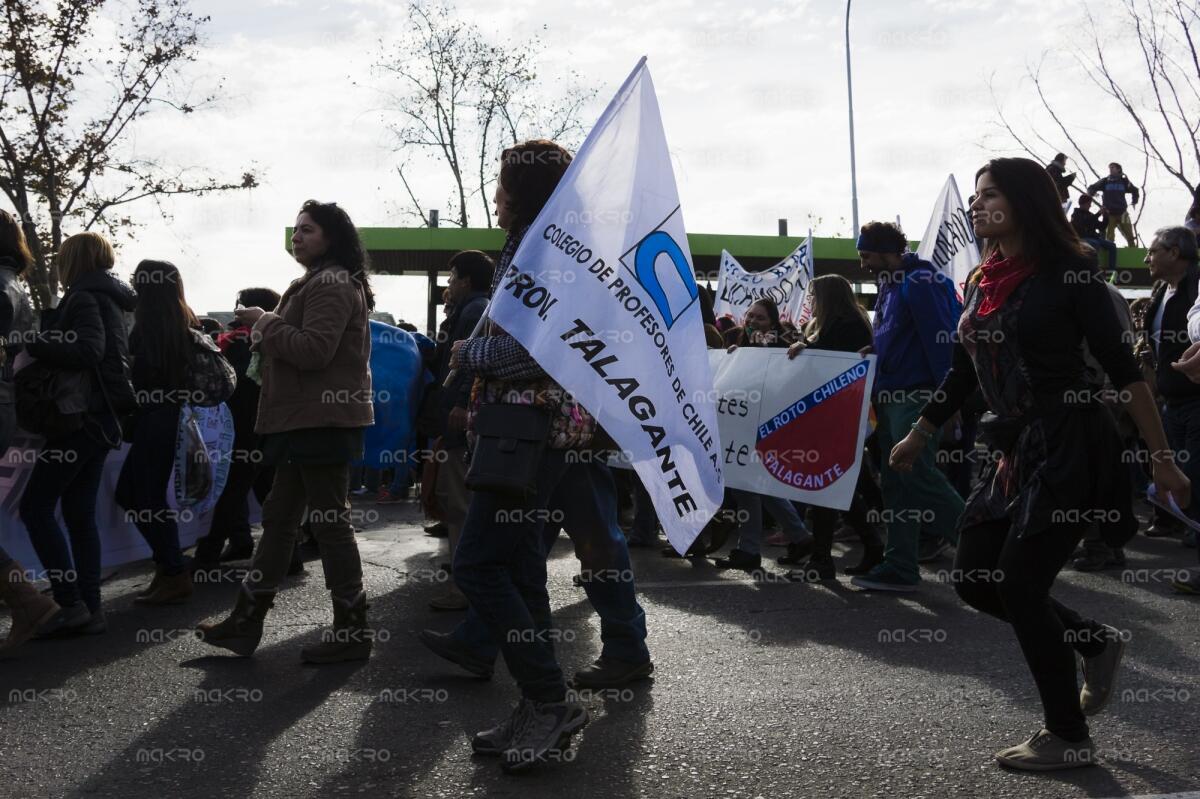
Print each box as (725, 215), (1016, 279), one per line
(397, 320), (417, 333)
(132, 260), (199, 390)
(198, 317), (223, 336)
(697, 284), (717, 328)
(296, 200), (375, 310)
(1109, 162), (1123, 172)
(499, 140), (573, 231)
(237, 286), (281, 312)
(806, 274), (871, 339)
(974, 158), (1090, 270)
(448, 250), (495, 292)
(1054, 153), (1067, 163)
(858, 221), (908, 254)
(736, 298), (783, 345)
(0, 209), (34, 276)
(1187, 202), (1200, 222)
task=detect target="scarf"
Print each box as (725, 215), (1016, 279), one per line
(976, 251), (1035, 318)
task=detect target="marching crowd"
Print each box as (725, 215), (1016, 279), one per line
(1, 142), (1199, 774)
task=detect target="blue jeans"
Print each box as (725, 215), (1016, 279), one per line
(730, 490), (809, 556)
(1163, 399), (1200, 533)
(452, 458), (650, 693)
(19, 428), (111, 612)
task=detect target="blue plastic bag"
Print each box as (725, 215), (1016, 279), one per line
(360, 320), (430, 469)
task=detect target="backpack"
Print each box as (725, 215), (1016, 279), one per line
(185, 329), (236, 407)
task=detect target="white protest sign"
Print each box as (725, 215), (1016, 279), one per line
(710, 347), (876, 510)
(486, 58), (723, 553)
(917, 174), (980, 292)
(713, 235), (814, 325)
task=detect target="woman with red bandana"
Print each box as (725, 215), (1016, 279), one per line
(890, 157), (1190, 772)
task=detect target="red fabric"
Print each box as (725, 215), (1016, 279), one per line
(976, 251), (1035, 318)
(215, 327), (251, 354)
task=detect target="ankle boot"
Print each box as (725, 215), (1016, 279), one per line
(134, 570), (194, 605)
(777, 540), (813, 566)
(196, 584), (275, 657)
(300, 591), (373, 664)
(136, 566), (166, 599)
(0, 561), (60, 654)
(844, 545), (884, 576)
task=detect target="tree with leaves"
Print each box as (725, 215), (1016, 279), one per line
(988, 0), (1198, 241)
(0, 0), (257, 308)
(373, 0), (594, 228)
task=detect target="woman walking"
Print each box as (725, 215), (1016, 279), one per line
(197, 200), (375, 664)
(889, 157), (1189, 770)
(717, 298), (813, 571)
(19, 232), (137, 636)
(117, 259), (219, 605)
(0, 210), (59, 652)
(785, 275), (885, 580)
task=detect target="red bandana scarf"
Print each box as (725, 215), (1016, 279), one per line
(976, 251), (1035, 318)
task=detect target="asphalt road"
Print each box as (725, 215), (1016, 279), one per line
(2, 499), (1198, 799)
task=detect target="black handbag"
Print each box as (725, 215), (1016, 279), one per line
(13, 360), (92, 440)
(466, 403), (551, 499)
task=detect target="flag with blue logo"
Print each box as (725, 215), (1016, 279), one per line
(486, 57), (724, 553)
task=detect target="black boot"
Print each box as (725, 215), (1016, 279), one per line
(844, 545), (884, 576)
(196, 584), (275, 657)
(777, 540), (813, 566)
(713, 548), (762, 572)
(300, 591), (373, 664)
(786, 557), (836, 582)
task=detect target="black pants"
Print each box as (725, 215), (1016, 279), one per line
(193, 458), (274, 562)
(953, 519), (1108, 742)
(810, 454), (883, 562)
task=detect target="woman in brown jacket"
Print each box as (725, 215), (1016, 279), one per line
(198, 200), (376, 664)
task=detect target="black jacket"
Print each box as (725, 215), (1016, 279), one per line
(28, 270), (137, 443)
(1070, 207), (1105, 240)
(805, 315), (872, 354)
(1140, 265), (1200, 404)
(433, 291), (488, 446)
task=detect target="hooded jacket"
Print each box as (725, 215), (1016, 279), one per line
(27, 269), (137, 444)
(872, 253), (962, 396)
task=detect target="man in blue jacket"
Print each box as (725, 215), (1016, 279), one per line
(851, 222), (965, 592)
(1088, 162), (1140, 247)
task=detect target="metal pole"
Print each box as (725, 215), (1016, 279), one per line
(778, 218), (788, 237)
(845, 0), (860, 236)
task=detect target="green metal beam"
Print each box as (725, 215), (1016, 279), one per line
(292, 226), (1150, 270)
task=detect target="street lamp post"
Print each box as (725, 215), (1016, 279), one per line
(845, 0), (860, 236)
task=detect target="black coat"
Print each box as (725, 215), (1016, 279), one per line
(28, 270), (137, 444)
(805, 315), (873, 354)
(1139, 265), (1200, 405)
(433, 291), (488, 446)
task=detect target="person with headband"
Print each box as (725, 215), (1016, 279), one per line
(849, 221), (965, 593)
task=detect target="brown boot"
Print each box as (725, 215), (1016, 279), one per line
(134, 570), (193, 605)
(196, 584), (274, 657)
(1, 561), (61, 655)
(136, 566), (165, 599)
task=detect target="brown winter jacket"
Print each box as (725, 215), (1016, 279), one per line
(251, 264), (374, 435)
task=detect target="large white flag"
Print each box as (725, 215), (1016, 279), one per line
(486, 58), (724, 553)
(917, 174), (980, 291)
(712, 235), (814, 326)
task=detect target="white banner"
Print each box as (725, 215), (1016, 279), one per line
(917, 174), (980, 292)
(711, 347), (876, 511)
(712, 235), (814, 325)
(486, 58), (723, 553)
(0, 430), (256, 571)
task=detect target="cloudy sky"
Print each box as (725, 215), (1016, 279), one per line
(79, 0), (1194, 324)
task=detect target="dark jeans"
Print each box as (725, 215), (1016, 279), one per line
(1083, 237), (1118, 271)
(953, 519), (1107, 742)
(0, 543), (11, 567)
(631, 477), (659, 544)
(116, 407), (186, 576)
(194, 459), (274, 561)
(456, 450), (637, 702)
(1163, 398), (1200, 527)
(452, 460), (651, 666)
(19, 428), (111, 612)
(810, 454), (883, 561)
